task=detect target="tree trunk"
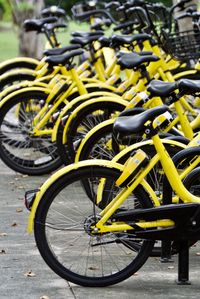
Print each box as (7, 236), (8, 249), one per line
(9, 0), (45, 58)
(173, 0), (197, 31)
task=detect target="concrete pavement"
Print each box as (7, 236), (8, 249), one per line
(0, 161), (200, 299)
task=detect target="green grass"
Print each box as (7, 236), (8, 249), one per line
(0, 21), (90, 63)
(0, 24), (18, 62)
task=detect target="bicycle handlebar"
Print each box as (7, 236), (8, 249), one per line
(72, 9), (117, 24)
(126, 6), (150, 26)
(113, 20), (139, 31)
(41, 6), (66, 18)
(104, 1), (121, 9)
(90, 18), (112, 30)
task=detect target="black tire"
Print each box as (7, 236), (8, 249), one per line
(57, 101), (126, 164)
(183, 166), (200, 196)
(162, 146), (200, 204)
(170, 166), (200, 253)
(34, 165), (154, 287)
(0, 91), (62, 175)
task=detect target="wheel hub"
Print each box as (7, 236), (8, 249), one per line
(84, 214), (101, 235)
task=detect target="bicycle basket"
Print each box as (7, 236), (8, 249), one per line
(161, 29), (200, 63)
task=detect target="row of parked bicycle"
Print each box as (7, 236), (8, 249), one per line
(0, 0), (198, 175)
(1, 0), (200, 288)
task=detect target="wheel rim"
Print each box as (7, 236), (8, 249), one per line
(35, 169), (153, 285)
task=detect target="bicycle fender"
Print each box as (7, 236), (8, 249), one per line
(51, 93), (121, 141)
(61, 97), (128, 144)
(0, 68), (37, 81)
(79, 82), (118, 92)
(27, 159), (124, 233)
(0, 79), (48, 100)
(0, 57), (39, 70)
(0, 86), (51, 108)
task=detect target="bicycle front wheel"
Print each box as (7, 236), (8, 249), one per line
(0, 91), (62, 175)
(57, 100), (126, 163)
(34, 165), (154, 287)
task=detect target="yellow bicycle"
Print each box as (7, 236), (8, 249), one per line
(25, 105), (200, 287)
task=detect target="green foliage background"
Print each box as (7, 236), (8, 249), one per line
(45, 0), (172, 13)
(0, 0), (173, 20)
(0, 0), (172, 21)
(0, 0), (11, 20)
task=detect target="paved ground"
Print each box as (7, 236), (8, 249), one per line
(1, 160), (200, 299)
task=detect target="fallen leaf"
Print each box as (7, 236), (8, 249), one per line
(24, 270), (36, 277)
(16, 208), (23, 213)
(11, 222), (17, 227)
(88, 266), (99, 270)
(0, 233), (7, 237)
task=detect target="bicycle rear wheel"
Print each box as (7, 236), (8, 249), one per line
(34, 165), (154, 287)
